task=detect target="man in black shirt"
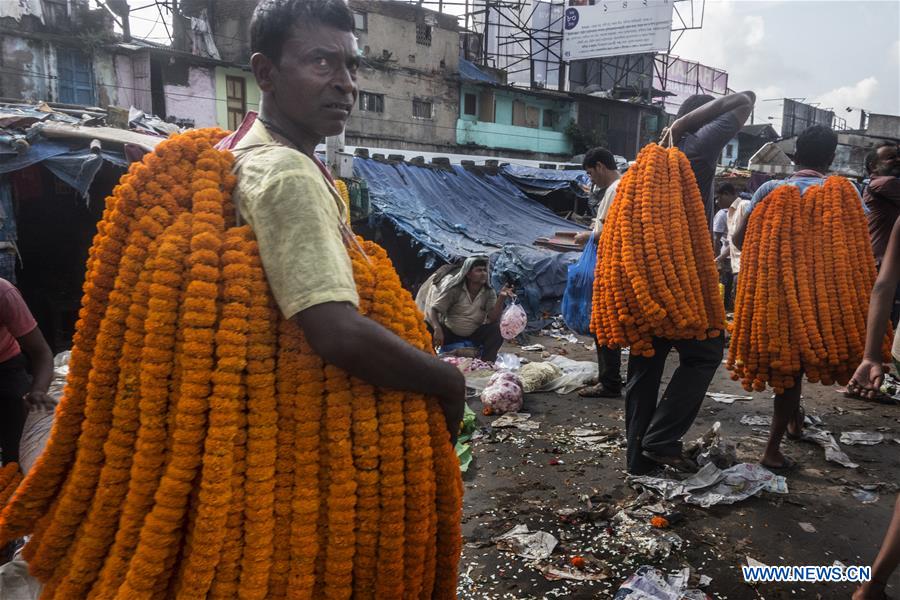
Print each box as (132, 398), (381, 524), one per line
(623, 91), (756, 475)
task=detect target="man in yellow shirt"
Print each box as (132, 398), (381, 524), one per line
(224, 0), (465, 439)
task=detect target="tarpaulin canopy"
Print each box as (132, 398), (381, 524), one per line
(0, 140), (127, 198)
(353, 157), (587, 317)
(499, 164), (590, 198)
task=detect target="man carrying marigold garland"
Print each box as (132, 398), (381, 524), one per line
(622, 91), (755, 475)
(732, 125), (850, 470)
(221, 0), (466, 439)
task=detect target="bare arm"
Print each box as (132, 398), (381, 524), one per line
(732, 209), (750, 250)
(17, 327), (54, 409)
(296, 302), (465, 442)
(670, 91), (756, 143)
(486, 285), (514, 323)
(850, 218), (900, 396)
(429, 306), (445, 347)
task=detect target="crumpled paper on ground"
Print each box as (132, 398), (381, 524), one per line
(630, 462), (788, 508)
(801, 427), (859, 468)
(706, 392), (753, 404)
(611, 512), (684, 559)
(491, 412), (540, 431)
(839, 431), (884, 446)
(684, 422), (737, 469)
(613, 565), (707, 600)
(493, 524), (558, 560)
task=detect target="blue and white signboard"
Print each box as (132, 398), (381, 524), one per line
(562, 0), (674, 61)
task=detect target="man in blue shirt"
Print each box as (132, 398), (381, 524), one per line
(732, 125), (840, 470)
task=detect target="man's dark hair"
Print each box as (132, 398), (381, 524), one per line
(793, 125), (838, 170)
(583, 147), (617, 170)
(864, 141), (897, 175)
(676, 94), (715, 120)
(251, 0), (354, 64)
(716, 183), (736, 196)
(471, 259), (488, 269)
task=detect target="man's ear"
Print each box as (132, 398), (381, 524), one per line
(251, 52), (276, 93)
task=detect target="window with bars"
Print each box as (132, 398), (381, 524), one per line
(359, 92), (384, 113)
(226, 76), (246, 131)
(416, 22), (432, 46)
(412, 98), (433, 119)
(463, 93), (477, 116)
(543, 109), (558, 129)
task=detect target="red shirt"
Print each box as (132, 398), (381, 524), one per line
(0, 278), (37, 363)
(864, 176), (900, 266)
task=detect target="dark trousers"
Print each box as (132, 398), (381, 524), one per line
(624, 335), (725, 474)
(593, 335), (623, 392)
(445, 322), (504, 362)
(719, 269), (735, 311)
(0, 354), (30, 465)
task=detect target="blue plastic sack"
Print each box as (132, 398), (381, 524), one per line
(561, 232), (597, 335)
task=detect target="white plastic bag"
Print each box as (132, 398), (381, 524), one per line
(500, 302), (527, 340)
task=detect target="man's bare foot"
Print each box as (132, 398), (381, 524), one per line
(760, 450), (797, 471)
(786, 405), (805, 440)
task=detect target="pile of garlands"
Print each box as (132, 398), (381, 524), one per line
(0, 128), (462, 599)
(0, 463), (21, 507)
(727, 177), (893, 392)
(591, 143), (726, 357)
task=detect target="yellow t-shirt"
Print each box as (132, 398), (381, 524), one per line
(231, 119), (359, 319)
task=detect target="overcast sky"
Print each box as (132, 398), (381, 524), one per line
(124, 0), (900, 126)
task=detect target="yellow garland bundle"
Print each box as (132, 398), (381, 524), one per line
(0, 128), (462, 599)
(335, 179), (351, 224)
(590, 143), (726, 356)
(727, 177), (892, 393)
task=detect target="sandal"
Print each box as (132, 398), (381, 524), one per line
(786, 405), (805, 441)
(760, 456), (799, 472)
(641, 451), (699, 474)
(578, 383), (622, 398)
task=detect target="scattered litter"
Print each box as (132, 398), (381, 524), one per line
(801, 427), (859, 468)
(490, 412), (540, 431)
(746, 556), (769, 568)
(583, 341), (597, 351)
(839, 431), (884, 446)
(631, 462), (788, 508)
(539, 563), (609, 582)
(798, 522), (817, 533)
(699, 575), (712, 588)
(493, 524), (558, 560)
(851, 488), (879, 504)
(707, 392), (753, 404)
(521, 344), (545, 351)
(494, 353), (522, 371)
(613, 565), (707, 600)
(519, 362), (563, 393)
(611, 512), (685, 559)
(684, 422), (737, 469)
(740, 415), (772, 427)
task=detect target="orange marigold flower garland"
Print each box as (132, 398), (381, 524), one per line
(0, 463), (21, 507)
(727, 177), (892, 390)
(591, 143), (725, 357)
(0, 128), (463, 599)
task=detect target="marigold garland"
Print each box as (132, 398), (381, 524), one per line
(0, 128), (466, 598)
(727, 177), (893, 392)
(591, 143), (725, 357)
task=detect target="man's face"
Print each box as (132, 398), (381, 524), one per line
(586, 164), (608, 186)
(873, 145), (900, 177)
(264, 24), (360, 140)
(717, 192), (737, 209)
(466, 265), (489, 286)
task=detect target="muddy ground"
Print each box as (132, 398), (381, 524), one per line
(456, 334), (900, 599)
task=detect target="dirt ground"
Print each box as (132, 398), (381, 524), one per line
(456, 333), (900, 599)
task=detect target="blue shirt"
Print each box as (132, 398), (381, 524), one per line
(745, 173), (865, 215)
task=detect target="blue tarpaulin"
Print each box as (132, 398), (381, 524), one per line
(353, 157), (587, 317)
(459, 59), (499, 83)
(499, 164), (590, 198)
(0, 140), (128, 198)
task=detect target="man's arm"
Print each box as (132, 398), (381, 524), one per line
(486, 286), (512, 323)
(850, 218), (900, 397)
(18, 327), (54, 410)
(869, 176), (900, 207)
(429, 306), (445, 347)
(297, 302), (465, 443)
(670, 91), (756, 143)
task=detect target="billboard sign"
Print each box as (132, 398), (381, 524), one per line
(562, 0), (674, 61)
